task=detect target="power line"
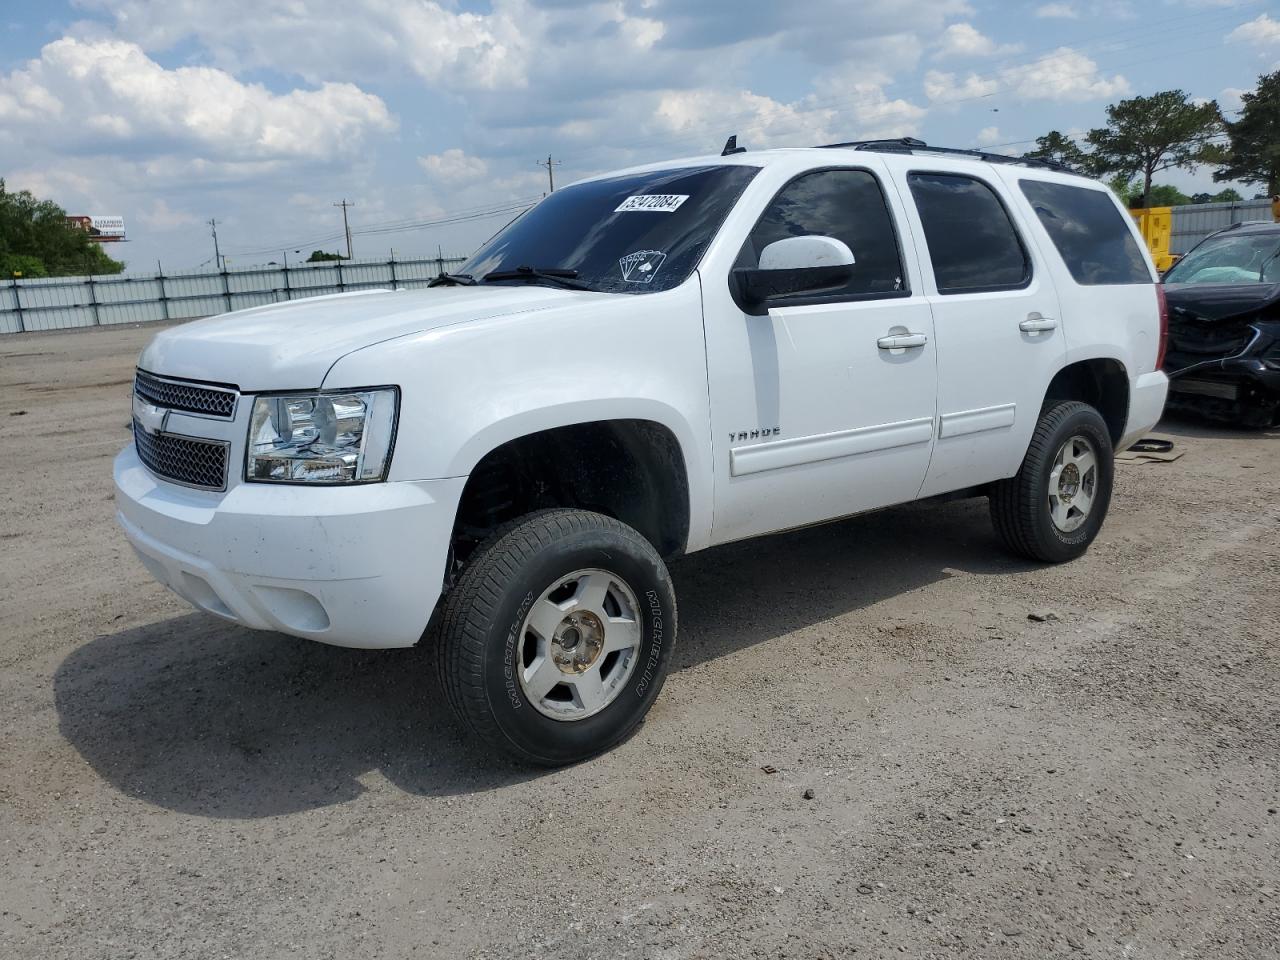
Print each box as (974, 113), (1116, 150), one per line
(223, 197), (542, 259)
(224, 196), (544, 256)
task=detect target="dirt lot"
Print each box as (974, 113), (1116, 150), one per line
(1, 323), (1277, 960)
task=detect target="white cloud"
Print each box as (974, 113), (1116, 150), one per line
(0, 38), (395, 167)
(1001, 48), (1129, 101)
(1227, 14), (1280, 50)
(934, 23), (1020, 58)
(418, 150), (490, 184)
(652, 78), (926, 150)
(137, 199), (200, 230)
(975, 125), (1000, 145)
(1219, 86), (1247, 114)
(655, 88), (834, 146)
(1035, 3), (1078, 18)
(928, 47), (1127, 104)
(924, 70), (1000, 103)
(840, 83), (928, 139)
(0, 0), (1158, 271)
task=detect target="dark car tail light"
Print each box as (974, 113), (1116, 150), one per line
(1155, 284), (1169, 370)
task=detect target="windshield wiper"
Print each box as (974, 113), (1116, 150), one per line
(427, 272), (477, 287)
(483, 265), (591, 291)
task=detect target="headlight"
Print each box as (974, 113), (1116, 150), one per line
(246, 387), (398, 484)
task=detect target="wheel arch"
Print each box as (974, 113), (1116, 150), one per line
(1041, 356), (1130, 447)
(448, 410), (695, 566)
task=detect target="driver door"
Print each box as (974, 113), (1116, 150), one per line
(703, 164), (939, 544)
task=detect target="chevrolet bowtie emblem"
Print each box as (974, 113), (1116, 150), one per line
(132, 394), (170, 435)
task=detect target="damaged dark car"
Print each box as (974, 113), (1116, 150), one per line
(1161, 221), (1280, 427)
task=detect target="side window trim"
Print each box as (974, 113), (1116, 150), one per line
(732, 164), (913, 314)
(906, 169), (1035, 296)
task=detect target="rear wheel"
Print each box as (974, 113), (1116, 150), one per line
(990, 400), (1114, 563)
(437, 509), (676, 765)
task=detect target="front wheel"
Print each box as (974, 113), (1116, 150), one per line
(437, 509), (677, 765)
(990, 400), (1114, 563)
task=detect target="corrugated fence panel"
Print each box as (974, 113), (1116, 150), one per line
(0, 284), (17, 334)
(1169, 199), (1273, 254)
(171, 296), (228, 320)
(1, 257), (466, 335)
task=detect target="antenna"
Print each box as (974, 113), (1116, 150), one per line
(721, 135), (746, 157)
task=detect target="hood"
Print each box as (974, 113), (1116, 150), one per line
(1163, 282), (1280, 325)
(138, 286), (603, 390)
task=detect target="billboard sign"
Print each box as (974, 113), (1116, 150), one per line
(66, 215), (126, 242)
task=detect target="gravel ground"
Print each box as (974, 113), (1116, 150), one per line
(2, 323), (1278, 960)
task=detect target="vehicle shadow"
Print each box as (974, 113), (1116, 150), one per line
(54, 496), (1033, 818)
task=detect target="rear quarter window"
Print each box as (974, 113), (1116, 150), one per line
(1019, 179), (1152, 285)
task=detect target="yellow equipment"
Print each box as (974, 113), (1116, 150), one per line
(1129, 206), (1176, 272)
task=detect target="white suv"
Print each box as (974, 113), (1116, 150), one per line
(115, 138), (1169, 764)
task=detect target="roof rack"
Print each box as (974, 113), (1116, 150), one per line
(815, 137), (1076, 173)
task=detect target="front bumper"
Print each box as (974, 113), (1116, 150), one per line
(114, 444), (466, 648)
(1166, 357), (1280, 425)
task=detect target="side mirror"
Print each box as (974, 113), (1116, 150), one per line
(734, 236), (856, 307)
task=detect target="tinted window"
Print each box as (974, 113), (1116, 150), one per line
(741, 168), (906, 299)
(907, 173), (1030, 293)
(1019, 179), (1151, 285)
(462, 164), (759, 294)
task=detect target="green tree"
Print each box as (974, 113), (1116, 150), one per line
(1190, 188), (1243, 204)
(306, 249), (346, 262)
(1085, 90), (1223, 206)
(0, 179), (125, 276)
(1105, 173), (1137, 202)
(1212, 70), (1280, 196)
(1142, 184), (1193, 207)
(1026, 130), (1092, 171)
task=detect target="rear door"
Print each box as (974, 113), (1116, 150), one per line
(889, 161), (1066, 496)
(1000, 172), (1160, 397)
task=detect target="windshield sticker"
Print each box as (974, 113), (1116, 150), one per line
(619, 250), (667, 283)
(615, 194), (689, 214)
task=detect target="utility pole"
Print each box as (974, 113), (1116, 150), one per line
(208, 218), (222, 270)
(538, 155), (561, 193)
(333, 199), (354, 259)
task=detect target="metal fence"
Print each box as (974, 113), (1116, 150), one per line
(0, 254), (468, 335)
(1169, 198), (1274, 255)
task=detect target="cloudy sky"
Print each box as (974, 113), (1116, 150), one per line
(2, 0), (1278, 272)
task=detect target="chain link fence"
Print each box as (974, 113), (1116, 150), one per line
(1, 254), (468, 335)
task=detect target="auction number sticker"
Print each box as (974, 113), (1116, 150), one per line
(615, 194), (689, 213)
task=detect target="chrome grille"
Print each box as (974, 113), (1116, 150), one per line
(134, 369), (237, 419)
(133, 420), (229, 491)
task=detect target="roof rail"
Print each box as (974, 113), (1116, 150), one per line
(815, 137), (1076, 173)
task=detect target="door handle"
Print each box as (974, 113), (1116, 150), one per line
(877, 332), (929, 350)
(1019, 314), (1058, 333)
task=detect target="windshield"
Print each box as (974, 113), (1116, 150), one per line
(1164, 231), (1280, 285)
(460, 164), (760, 293)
